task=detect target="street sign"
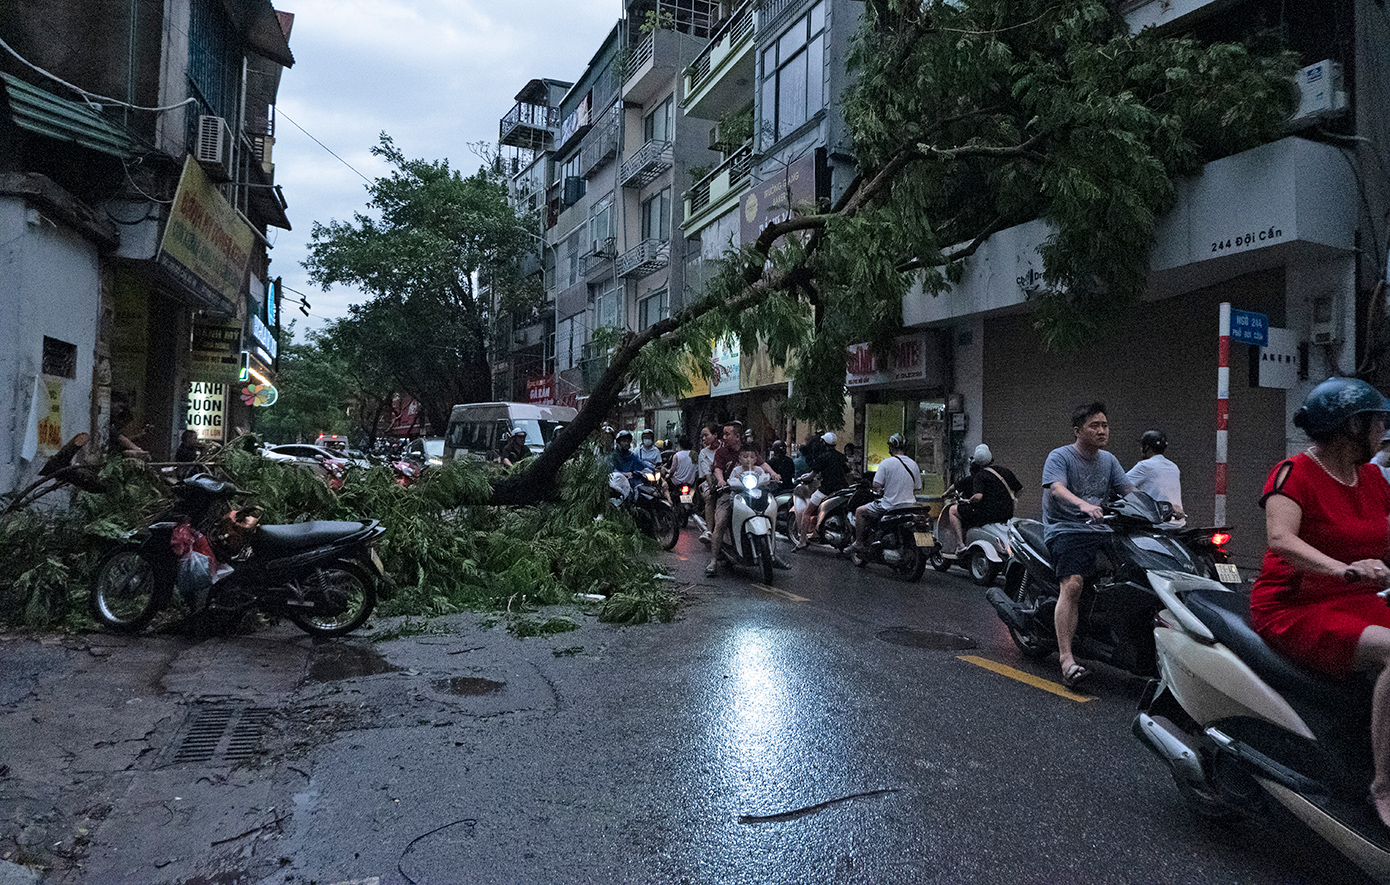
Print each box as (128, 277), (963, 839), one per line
(1229, 308), (1269, 347)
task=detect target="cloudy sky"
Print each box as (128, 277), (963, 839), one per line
(268, 0), (620, 337)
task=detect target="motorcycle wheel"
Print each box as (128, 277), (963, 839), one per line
(90, 549), (171, 632)
(969, 549), (999, 586)
(753, 534), (774, 585)
(651, 501), (680, 550)
(930, 545), (952, 572)
(1004, 569), (1051, 659)
(903, 541), (928, 583)
(822, 514), (850, 552)
(287, 560), (377, 637)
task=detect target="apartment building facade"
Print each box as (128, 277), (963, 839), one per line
(0, 0), (294, 493)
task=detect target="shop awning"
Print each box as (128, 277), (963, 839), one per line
(0, 74), (137, 159)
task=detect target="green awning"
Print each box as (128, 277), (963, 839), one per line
(1, 73), (136, 158)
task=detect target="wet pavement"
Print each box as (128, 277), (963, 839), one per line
(0, 529), (1374, 884)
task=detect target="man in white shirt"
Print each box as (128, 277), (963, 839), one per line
(1127, 429), (1185, 527)
(852, 433), (922, 553)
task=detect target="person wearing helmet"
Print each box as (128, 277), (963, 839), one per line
(1248, 377), (1390, 828)
(940, 443), (1022, 554)
(708, 420), (785, 575)
(1042, 401), (1135, 689)
(766, 439), (795, 494)
(611, 429), (646, 483)
(499, 428), (529, 467)
(637, 429), (662, 470)
(796, 431), (849, 548)
(853, 432), (923, 554)
(1126, 429), (1185, 527)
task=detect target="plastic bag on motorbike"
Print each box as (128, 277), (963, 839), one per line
(171, 521), (217, 610)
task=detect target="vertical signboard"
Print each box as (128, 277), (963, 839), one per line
(190, 320), (243, 383)
(186, 382), (226, 441)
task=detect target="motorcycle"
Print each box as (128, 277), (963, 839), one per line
(985, 491), (1236, 678)
(609, 470), (680, 550)
(713, 471), (781, 584)
(1133, 573), (1390, 881)
(848, 496), (934, 582)
(789, 474), (870, 554)
(930, 490), (1014, 586)
(89, 474), (384, 637)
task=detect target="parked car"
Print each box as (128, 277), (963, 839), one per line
(262, 444), (350, 487)
(404, 437), (446, 467)
(442, 402), (577, 462)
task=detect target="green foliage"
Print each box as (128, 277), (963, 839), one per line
(252, 321), (354, 445)
(640, 9), (675, 35)
(715, 105), (755, 149)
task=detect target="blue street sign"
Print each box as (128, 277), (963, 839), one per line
(1229, 308), (1269, 347)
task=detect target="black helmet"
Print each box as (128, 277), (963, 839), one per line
(771, 439), (786, 453)
(888, 432), (906, 451)
(1139, 429), (1166, 454)
(1294, 377), (1389, 439)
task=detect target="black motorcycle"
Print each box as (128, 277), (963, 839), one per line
(613, 469), (680, 550)
(986, 491), (1235, 677)
(90, 474), (384, 637)
(848, 498), (934, 581)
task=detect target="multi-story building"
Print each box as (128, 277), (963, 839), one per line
(0, 0), (293, 492)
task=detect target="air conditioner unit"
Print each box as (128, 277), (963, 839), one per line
(1287, 60), (1348, 130)
(195, 115), (233, 181)
(591, 237), (614, 257)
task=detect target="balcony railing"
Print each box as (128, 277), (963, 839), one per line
(579, 105), (620, 177)
(620, 139), (674, 188)
(625, 31), (657, 82)
(686, 141), (753, 216)
(500, 100), (561, 149)
(617, 238), (671, 279)
(686, 1), (754, 95)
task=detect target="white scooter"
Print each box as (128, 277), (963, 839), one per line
(715, 472), (781, 584)
(930, 491), (1012, 586)
(1133, 571), (1390, 881)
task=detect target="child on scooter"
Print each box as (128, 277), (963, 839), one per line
(728, 447), (770, 488)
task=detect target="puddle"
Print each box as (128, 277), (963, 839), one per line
(308, 645), (403, 681)
(876, 627), (977, 651)
(433, 676), (505, 696)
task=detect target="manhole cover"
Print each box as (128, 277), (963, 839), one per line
(433, 676), (505, 696)
(876, 628), (977, 650)
(171, 703), (274, 765)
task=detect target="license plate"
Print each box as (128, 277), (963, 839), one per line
(680, 492), (693, 504)
(913, 532), (934, 548)
(369, 547), (385, 575)
(1215, 562), (1241, 584)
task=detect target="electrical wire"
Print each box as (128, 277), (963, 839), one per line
(275, 107), (374, 184)
(0, 34), (197, 113)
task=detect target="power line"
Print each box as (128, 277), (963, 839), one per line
(276, 107), (374, 184)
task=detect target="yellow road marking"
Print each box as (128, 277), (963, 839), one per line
(957, 655), (1094, 702)
(752, 584), (809, 602)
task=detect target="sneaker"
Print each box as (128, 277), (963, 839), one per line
(704, 561), (717, 577)
(699, 531), (711, 545)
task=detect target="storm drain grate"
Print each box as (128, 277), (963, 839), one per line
(172, 704), (274, 764)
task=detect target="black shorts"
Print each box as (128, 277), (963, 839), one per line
(1047, 532), (1112, 580)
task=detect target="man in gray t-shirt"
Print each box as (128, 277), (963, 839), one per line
(1041, 402), (1133, 689)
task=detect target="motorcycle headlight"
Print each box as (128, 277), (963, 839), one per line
(742, 474), (757, 490)
(644, 471), (661, 483)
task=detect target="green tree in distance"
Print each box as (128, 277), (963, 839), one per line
(495, 0), (1296, 503)
(251, 321), (351, 444)
(304, 135), (541, 434)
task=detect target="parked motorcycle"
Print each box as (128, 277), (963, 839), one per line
(1133, 574), (1390, 881)
(848, 498), (934, 581)
(610, 470), (680, 550)
(714, 471), (782, 584)
(985, 491), (1236, 678)
(930, 490), (1013, 586)
(89, 474), (384, 637)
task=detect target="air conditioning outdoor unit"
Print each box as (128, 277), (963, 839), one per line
(591, 237), (614, 257)
(196, 115), (233, 181)
(1287, 60), (1348, 130)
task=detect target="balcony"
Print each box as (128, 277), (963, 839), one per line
(617, 238), (671, 279)
(622, 27), (684, 107)
(683, 141), (752, 233)
(579, 105), (620, 177)
(499, 100), (561, 151)
(1121, 0), (1226, 33)
(683, 0), (754, 121)
(620, 139), (674, 188)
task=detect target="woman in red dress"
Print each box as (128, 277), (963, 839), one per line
(1250, 377), (1390, 826)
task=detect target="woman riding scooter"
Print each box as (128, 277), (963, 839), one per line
(1249, 377), (1390, 828)
(939, 445), (1021, 554)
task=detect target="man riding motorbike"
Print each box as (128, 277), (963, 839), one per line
(796, 431), (849, 549)
(852, 433), (922, 555)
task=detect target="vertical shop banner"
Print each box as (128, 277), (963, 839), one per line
(710, 338), (741, 397)
(190, 320), (243, 383)
(36, 376), (63, 456)
(157, 158), (255, 311)
(186, 382), (226, 441)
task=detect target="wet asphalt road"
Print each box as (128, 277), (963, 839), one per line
(2, 528), (1374, 884)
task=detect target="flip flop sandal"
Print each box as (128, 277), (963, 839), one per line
(1062, 664), (1090, 689)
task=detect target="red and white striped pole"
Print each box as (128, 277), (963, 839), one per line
(1216, 302), (1230, 526)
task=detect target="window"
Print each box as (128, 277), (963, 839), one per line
(42, 336), (77, 379)
(644, 96), (674, 144)
(556, 315), (587, 371)
(638, 288), (669, 331)
(594, 279), (620, 329)
(588, 194), (613, 248)
(563, 226), (583, 287)
(759, 1), (826, 146)
(641, 188), (672, 242)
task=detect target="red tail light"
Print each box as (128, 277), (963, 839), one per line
(1210, 532), (1231, 548)
(681, 484), (691, 494)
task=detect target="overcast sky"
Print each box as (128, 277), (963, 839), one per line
(268, 0), (620, 338)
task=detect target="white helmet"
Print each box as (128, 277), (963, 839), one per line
(821, 431), (837, 445)
(972, 444), (992, 467)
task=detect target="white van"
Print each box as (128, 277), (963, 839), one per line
(442, 402), (578, 462)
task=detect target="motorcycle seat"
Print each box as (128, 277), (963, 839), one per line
(258, 520), (373, 553)
(181, 474), (238, 497)
(1014, 519), (1048, 557)
(1184, 589), (1367, 714)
